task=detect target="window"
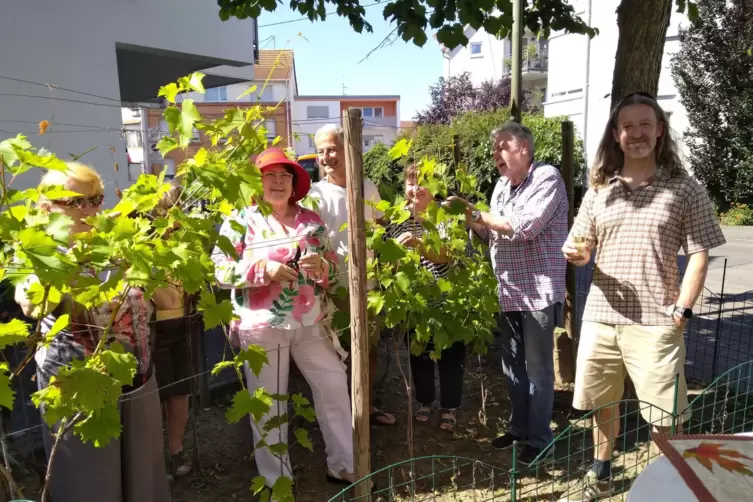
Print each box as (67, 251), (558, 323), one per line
(258, 87), (274, 102)
(364, 135), (384, 147)
(306, 106), (329, 119)
(308, 136), (316, 148)
(470, 42), (482, 56)
(352, 107), (384, 118)
(263, 120), (276, 137)
(204, 86), (228, 102)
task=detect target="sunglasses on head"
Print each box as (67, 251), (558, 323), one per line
(614, 91), (657, 109)
(52, 194), (104, 209)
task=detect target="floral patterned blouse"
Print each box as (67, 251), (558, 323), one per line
(212, 205), (338, 332)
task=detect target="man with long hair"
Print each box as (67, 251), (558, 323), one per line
(560, 93), (725, 501)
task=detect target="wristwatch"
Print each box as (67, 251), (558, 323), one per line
(673, 306), (693, 320)
(470, 210), (482, 223)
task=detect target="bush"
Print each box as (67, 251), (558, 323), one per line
(363, 142), (403, 201)
(720, 204), (753, 226)
(369, 110), (586, 202)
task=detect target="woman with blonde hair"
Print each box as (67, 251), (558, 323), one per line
(16, 162), (170, 502)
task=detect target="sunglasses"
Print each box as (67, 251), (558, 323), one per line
(614, 91), (657, 109)
(51, 194), (105, 209)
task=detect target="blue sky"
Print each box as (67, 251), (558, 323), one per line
(257, 5), (443, 120)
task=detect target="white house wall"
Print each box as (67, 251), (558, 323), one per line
(0, 0), (255, 202)
(291, 100), (341, 156)
(544, 0), (690, 170)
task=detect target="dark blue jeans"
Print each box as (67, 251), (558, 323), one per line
(499, 303), (560, 448)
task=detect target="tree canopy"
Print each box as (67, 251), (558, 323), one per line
(671, 0), (753, 210)
(219, 0), (699, 51)
(413, 73), (532, 125)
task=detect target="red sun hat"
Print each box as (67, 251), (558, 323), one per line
(255, 148), (311, 204)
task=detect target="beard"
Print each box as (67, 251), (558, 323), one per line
(623, 140), (654, 159)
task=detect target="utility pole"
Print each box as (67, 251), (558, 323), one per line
(510, 0), (524, 123)
(343, 108), (370, 499)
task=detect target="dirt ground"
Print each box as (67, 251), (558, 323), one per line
(166, 336), (662, 502)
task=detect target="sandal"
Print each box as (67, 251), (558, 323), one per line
(439, 409), (457, 431)
(370, 408), (396, 426)
(415, 406), (431, 423)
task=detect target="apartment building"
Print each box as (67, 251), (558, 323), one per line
(0, 0), (257, 199)
(140, 50), (296, 178)
(544, 0), (690, 168)
(292, 96), (401, 155)
(440, 26), (549, 102)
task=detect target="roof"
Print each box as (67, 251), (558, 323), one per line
(296, 95), (400, 101)
(254, 50), (295, 81)
(400, 120), (416, 129)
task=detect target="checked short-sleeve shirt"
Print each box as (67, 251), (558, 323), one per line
(478, 162), (569, 312)
(570, 167), (726, 326)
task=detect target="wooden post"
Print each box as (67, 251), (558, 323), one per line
(555, 120), (576, 388)
(510, 0), (524, 123)
(343, 108), (371, 498)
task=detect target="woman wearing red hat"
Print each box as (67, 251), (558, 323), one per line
(211, 148), (355, 489)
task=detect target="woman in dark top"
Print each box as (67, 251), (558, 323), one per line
(385, 163), (467, 431)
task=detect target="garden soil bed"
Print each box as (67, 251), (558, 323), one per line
(167, 335), (659, 502)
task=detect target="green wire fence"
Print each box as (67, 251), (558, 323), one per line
(329, 359), (753, 501)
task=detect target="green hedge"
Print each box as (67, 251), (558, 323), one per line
(364, 110), (585, 203)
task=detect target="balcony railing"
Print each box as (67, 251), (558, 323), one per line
(503, 53), (549, 75)
(362, 115), (398, 128)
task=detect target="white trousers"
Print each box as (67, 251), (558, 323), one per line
(241, 324), (354, 487)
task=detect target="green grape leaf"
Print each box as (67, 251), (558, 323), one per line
(395, 271), (411, 292)
(216, 235), (239, 261)
(225, 388), (273, 423)
(236, 344), (269, 377)
(44, 313), (70, 345)
(271, 474), (295, 502)
(367, 291), (386, 315)
(157, 137), (178, 157)
(32, 383), (74, 427)
(177, 100), (201, 147)
(73, 405), (122, 447)
(211, 360), (235, 376)
(57, 365), (121, 411)
(158, 83), (180, 103)
(294, 428), (313, 451)
(267, 442), (288, 456)
(98, 343), (137, 386)
(197, 290), (235, 329)
(46, 213), (74, 244)
(0, 319), (30, 349)
(0, 363), (15, 410)
(263, 412), (289, 432)
(251, 476), (267, 495)
(389, 138), (412, 160)
(376, 239), (407, 263)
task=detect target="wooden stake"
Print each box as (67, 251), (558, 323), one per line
(556, 120), (577, 387)
(343, 108), (371, 498)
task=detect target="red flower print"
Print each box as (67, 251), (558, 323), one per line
(297, 210), (323, 226)
(248, 282), (283, 311)
(268, 246), (296, 263)
(292, 285), (316, 322)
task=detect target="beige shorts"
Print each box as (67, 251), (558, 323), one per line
(573, 322), (690, 427)
(329, 291), (382, 345)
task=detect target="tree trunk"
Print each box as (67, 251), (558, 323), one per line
(611, 0), (673, 108)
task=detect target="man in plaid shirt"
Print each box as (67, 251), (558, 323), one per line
(448, 121), (568, 465)
(560, 93), (725, 501)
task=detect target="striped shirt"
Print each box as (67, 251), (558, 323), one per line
(475, 162), (568, 312)
(385, 216), (451, 280)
